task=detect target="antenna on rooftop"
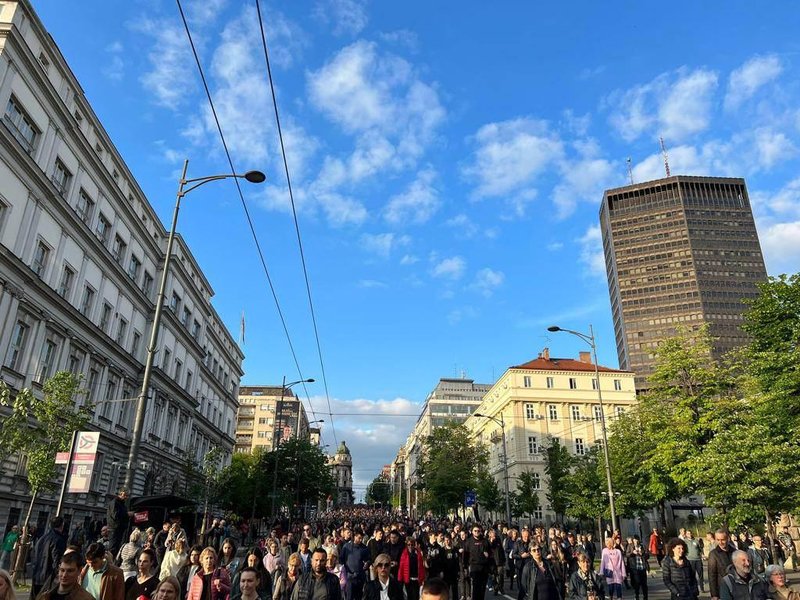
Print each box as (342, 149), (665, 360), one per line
(626, 157), (634, 185)
(659, 137), (671, 177)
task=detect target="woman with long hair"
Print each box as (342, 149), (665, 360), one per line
(152, 576), (181, 600)
(188, 547), (231, 600)
(220, 539), (241, 580)
(661, 538), (698, 600)
(125, 548), (160, 600)
(272, 553), (301, 600)
(160, 538), (188, 581)
(0, 569), (17, 600)
(547, 539), (569, 597)
(263, 539), (285, 579)
(232, 548), (272, 598)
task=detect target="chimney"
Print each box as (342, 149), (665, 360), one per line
(579, 351), (592, 364)
(539, 347), (550, 360)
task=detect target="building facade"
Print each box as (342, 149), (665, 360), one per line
(235, 385), (310, 453)
(0, 0), (242, 532)
(600, 175), (768, 389)
(465, 349), (636, 525)
(329, 441), (353, 506)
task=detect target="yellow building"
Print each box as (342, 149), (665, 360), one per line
(235, 385), (309, 453)
(465, 348), (637, 524)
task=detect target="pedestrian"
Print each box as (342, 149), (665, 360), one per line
(720, 551), (768, 600)
(647, 530), (663, 569)
(31, 516), (67, 598)
(154, 524), (171, 566)
(421, 578), (451, 600)
(36, 552), (94, 600)
(524, 546), (560, 600)
(221, 539), (241, 581)
(230, 567), (267, 600)
(152, 577), (181, 600)
(0, 569), (16, 600)
(290, 548), (342, 600)
(118, 530), (142, 580)
(504, 529), (518, 593)
(442, 535), (461, 600)
(765, 564), (800, 600)
(80, 542), (125, 600)
(297, 540), (312, 575)
(159, 538), (188, 581)
(124, 548), (159, 600)
(681, 531), (702, 594)
(176, 545), (203, 599)
(567, 553), (604, 600)
(547, 540), (568, 598)
(364, 555), (402, 600)
(1, 528), (20, 572)
(273, 553), (302, 600)
(398, 537), (426, 600)
(328, 552), (347, 594)
(107, 489), (131, 557)
(624, 537), (648, 600)
(599, 537), (625, 600)
(746, 536), (771, 577)
(488, 529), (505, 595)
(263, 540), (285, 579)
(777, 528), (797, 572)
(708, 530), (734, 600)
(342, 530), (370, 600)
(187, 547), (231, 600)
(514, 530), (533, 600)
(661, 538), (697, 600)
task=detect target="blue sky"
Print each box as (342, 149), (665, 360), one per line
(36, 0), (800, 497)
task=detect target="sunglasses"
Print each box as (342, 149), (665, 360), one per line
(532, 549), (542, 553)
(375, 563), (390, 568)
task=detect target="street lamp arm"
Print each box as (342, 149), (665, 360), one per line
(181, 170), (266, 196)
(473, 412), (503, 427)
(548, 326), (593, 346)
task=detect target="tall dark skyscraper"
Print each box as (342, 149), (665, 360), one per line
(600, 175), (768, 390)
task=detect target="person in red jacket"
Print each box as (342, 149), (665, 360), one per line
(188, 548), (231, 600)
(398, 538), (426, 600)
(648, 530), (664, 568)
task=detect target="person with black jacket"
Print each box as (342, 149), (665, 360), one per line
(488, 529), (505, 596)
(709, 530), (734, 600)
(463, 525), (490, 600)
(513, 531), (533, 600)
(363, 554), (403, 600)
(384, 532), (405, 581)
(525, 546), (561, 600)
(291, 548), (342, 600)
(442, 535), (461, 600)
(31, 516), (67, 598)
(504, 530), (518, 593)
(662, 538), (698, 600)
(107, 489), (131, 557)
(568, 553), (604, 600)
(427, 533), (446, 581)
(624, 537), (649, 600)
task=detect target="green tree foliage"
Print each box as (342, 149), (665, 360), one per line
(258, 439), (335, 513)
(418, 422), (487, 515)
(564, 447), (606, 522)
(366, 475), (392, 507)
(514, 470), (542, 521)
(215, 450), (273, 518)
(475, 468), (504, 516)
(543, 437), (572, 520)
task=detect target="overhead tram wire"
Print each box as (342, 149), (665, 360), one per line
(174, 0), (321, 428)
(254, 0), (338, 448)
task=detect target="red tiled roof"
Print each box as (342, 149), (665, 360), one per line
(510, 357), (631, 374)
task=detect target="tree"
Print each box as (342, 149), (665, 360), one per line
(475, 469), (504, 518)
(418, 422), (487, 515)
(261, 439), (335, 516)
(366, 476), (391, 507)
(0, 371), (90, 582)
(515, 470), (542, 522)
(564, 447), (606, 524)
(543, 437), (572, 521)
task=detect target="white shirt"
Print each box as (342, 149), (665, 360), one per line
(379, 579), (390, 600)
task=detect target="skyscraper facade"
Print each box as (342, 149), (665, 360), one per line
(600, 175), (768, 390)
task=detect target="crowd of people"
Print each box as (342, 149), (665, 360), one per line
(1, 501), (799, 600)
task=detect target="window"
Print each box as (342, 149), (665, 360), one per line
(142, 271), (154, 298)
(31, 240), (50, 277)
(96, 213), (111, 245)
(569, 377), (578, 390)
(101, 376), (119, 419)
(177, 416), (188, 448)
(174, 359), (182, 382)
(0, 201), (8, 233)
(575, 438), (586, 455)
(57, 265), (75, 298)
(87, 366), (101, 403)
(115, 318), (128, 345)
(131, 331), (142, 359)
(548, 405), (558, 420)
(68, 348), (85, 375)
(99, 302), (113, 332)
(89, 451), (104, 492)
(614, 379), (622, 391)
(527, 436), (539, 455)
(52, 158), (72, 196)
(185, 370), (193, 392)
(76, 189), (95, 225)
(5, 320), (29, 370)
(571, 405), (581, 420)
(35, 338), (58, 383)
(162, 348), (171, 370)
(592, 378), (599, 390)
(111, 235), (127, 264)
(192, 319), (201, 339)
(616, 406), (625, 418)
(525, 403), (536, 419)
(594, 406), (603, 422)
(533, 505), (543, 521)
(523, 375), (531, 388)
(170, 292), (181, 313)
(153, 399), (165, 436)
(4, 96), (39, 153)
(80, 285), (96, 317)
(546, 376), (554, 389)
(165, 407), (176, 440)
(181, 306), (191, 326)
(118, 387), (134, 429)
(128, 255), (141, 281)
(531, 472), (541, 489)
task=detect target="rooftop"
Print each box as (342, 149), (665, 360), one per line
(511, 348), (631, 374)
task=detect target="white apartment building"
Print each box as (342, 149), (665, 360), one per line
(0, 0), (243, 532)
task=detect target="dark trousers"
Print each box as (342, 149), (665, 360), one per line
(460, 569), (471, 600)
(405, 580), (420, 600)
(346, 576), (365, 600)
(447, 579), (460, 600)
(689, 560), (703, 590)
(630, 569), (648, 600)
(471, 570), (489, 600)
(491, 566), (505, 594)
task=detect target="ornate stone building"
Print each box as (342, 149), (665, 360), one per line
(329, 441), (353, 506)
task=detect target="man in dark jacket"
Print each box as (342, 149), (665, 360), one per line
(709, 530), (735, 600)
(364, 554), (403, 600)
(427, 533), (446, 580)
(291, 548), (342, 600)
(342, 531), (371, 600)
(463, 525), (490, 600)
(367, 529), (385, 581)
(106, 488), (130, 556)
(720, 551), (768, 600)
(624, 536), (649, 600)
(31, 516), (67, 598)
(384, 531), (405, 580)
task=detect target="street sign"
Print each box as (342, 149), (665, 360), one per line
(465, 490), (476, 507)
(54, 431), (99, 493)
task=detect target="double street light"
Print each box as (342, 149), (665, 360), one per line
(473, 412), (512, 527)
(547, 324), (617, 531)
(123, 160), (266, 492)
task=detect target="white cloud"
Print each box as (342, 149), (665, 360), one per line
(759, 221), (800, 275)
(517, 300), (606, 329)
(725, 54), (783, 111)
(578, 225), (606, 278)
(547, 242), (564, 251)
(384, 168), (440, 225)
(378, 30), (419, 51)
(754, 129), (796, 169)
(447, 306), (478, 325)
(471, 268), (505, 297)
(553, 143), (617, 218)
(431, 256), (466, 280)
(358, 279), (387, 289)
(399, 254), (419, 266)
(464, 118), (563, 199)
(314, 0), (368, 36)
(134, 19), (195, 109)
(607, 68), (718, 142)
(359, 232), (410, 258)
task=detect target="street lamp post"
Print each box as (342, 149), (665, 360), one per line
(270, 377), (314, 519)
(474, 412), (512, 526)
(123, 160), (266, 493)
(547, 324), (617, 532)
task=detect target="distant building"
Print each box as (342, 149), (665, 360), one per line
(329, 441), (353, 506)
(465, 349), (636, 525)
(600, 176), (768, 390)
(235, 385), (310, 453)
